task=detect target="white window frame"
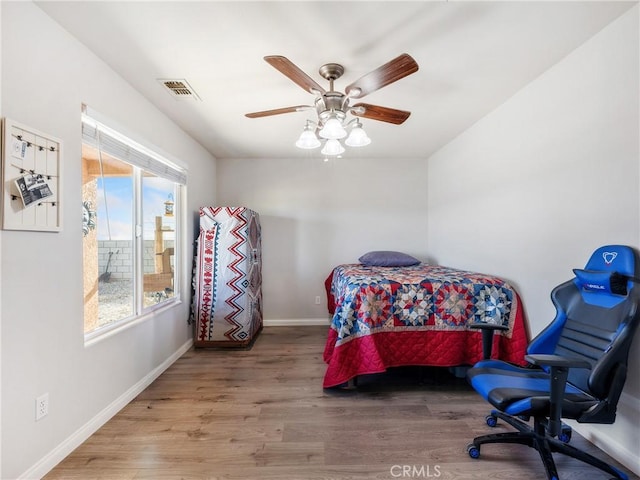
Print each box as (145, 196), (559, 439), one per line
(81, 106), (188, 345)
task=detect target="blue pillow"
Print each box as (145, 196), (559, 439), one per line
(573, 269), (627, 296)
(358, 251), (420, 267)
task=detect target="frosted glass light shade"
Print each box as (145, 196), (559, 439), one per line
(295, 128), (320, 149)
(321, 139), (345, 156)
(345, 124), (371, 147)
(319, 117), (347, 139)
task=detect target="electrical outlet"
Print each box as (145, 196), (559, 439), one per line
(315, 295), (321, 305)
(36, 393), (49, 421)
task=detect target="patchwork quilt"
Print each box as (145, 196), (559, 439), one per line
(323, 264), (529, 387)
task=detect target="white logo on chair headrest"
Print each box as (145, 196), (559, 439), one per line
(602, 252), (618, 265)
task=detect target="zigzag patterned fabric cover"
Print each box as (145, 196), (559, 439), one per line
(192, 207), (262, 347)
(323, 264), (529, 387)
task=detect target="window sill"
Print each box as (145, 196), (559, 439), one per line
(84, 298), (183, 347)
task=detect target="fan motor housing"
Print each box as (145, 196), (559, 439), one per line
(315, 93), (347, 121)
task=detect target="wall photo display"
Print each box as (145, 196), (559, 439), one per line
(1, 118), (62, 232)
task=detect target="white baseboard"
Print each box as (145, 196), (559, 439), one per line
(20, 338), (193, 480)
(569, 391), (640, 476)
(263, 318), (330, 326)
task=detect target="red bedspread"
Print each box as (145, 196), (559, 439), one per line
(322, 264), (529, 388)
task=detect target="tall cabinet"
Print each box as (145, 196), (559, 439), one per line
(191, 206), (262, 347)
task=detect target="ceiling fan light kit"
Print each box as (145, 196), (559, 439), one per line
(318, 114), (347, 140)
(246, 54), (419, 158)
(295, 122), (321, 149)
(321, 139), (346, 157)
(344, 120), (371, 147)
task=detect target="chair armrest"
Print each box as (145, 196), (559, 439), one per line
(525, 354), (591, 369)
(469, 323), (510, 331)
(525, 354), (591, 437)
(469, 323), (509, 360)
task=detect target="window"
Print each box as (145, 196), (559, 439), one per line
(81, 106), (186, 338)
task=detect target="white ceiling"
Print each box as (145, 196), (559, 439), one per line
(36, 1), (635, 160)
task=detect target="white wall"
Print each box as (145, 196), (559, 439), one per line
(216, 155), (429, 321)
(0, 3), (216, 479)
(427, 6), (639, 475)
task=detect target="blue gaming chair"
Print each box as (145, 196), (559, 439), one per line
(466, 245), (640, 480)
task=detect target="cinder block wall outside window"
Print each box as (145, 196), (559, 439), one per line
(97, 240), (175, 279)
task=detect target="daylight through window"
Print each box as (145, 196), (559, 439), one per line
(81, 107), (186, 337)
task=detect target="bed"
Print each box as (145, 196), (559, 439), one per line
(322, 262), (529, 388)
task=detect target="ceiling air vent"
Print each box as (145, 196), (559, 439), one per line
(157, 78), (200, 100)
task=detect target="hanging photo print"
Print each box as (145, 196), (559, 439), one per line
(14, 173), (54, 208)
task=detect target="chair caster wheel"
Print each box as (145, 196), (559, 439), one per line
(558, 426), (572, 443)
(467, 443), (480, 459)
(485, 414), (498, 427)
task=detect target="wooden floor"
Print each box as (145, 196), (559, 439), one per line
(45, 326), (638, 480)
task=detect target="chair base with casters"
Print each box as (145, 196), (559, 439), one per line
(465, 245), (640, 480)
(467, 410), (628, 480)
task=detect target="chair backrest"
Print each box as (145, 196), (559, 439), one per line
(526, 245), (640, 421)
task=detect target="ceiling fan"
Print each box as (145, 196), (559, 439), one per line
(245, 54), (419, 156)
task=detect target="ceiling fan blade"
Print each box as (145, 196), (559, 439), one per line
(245, 105), (311, 118)
(346, 54), (419, 99)
(351, 103), (411, 125)
(264, 56), (326, 95)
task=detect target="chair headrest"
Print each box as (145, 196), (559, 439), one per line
(584, 245), (637, 277)
(573, 245), (638, 307)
